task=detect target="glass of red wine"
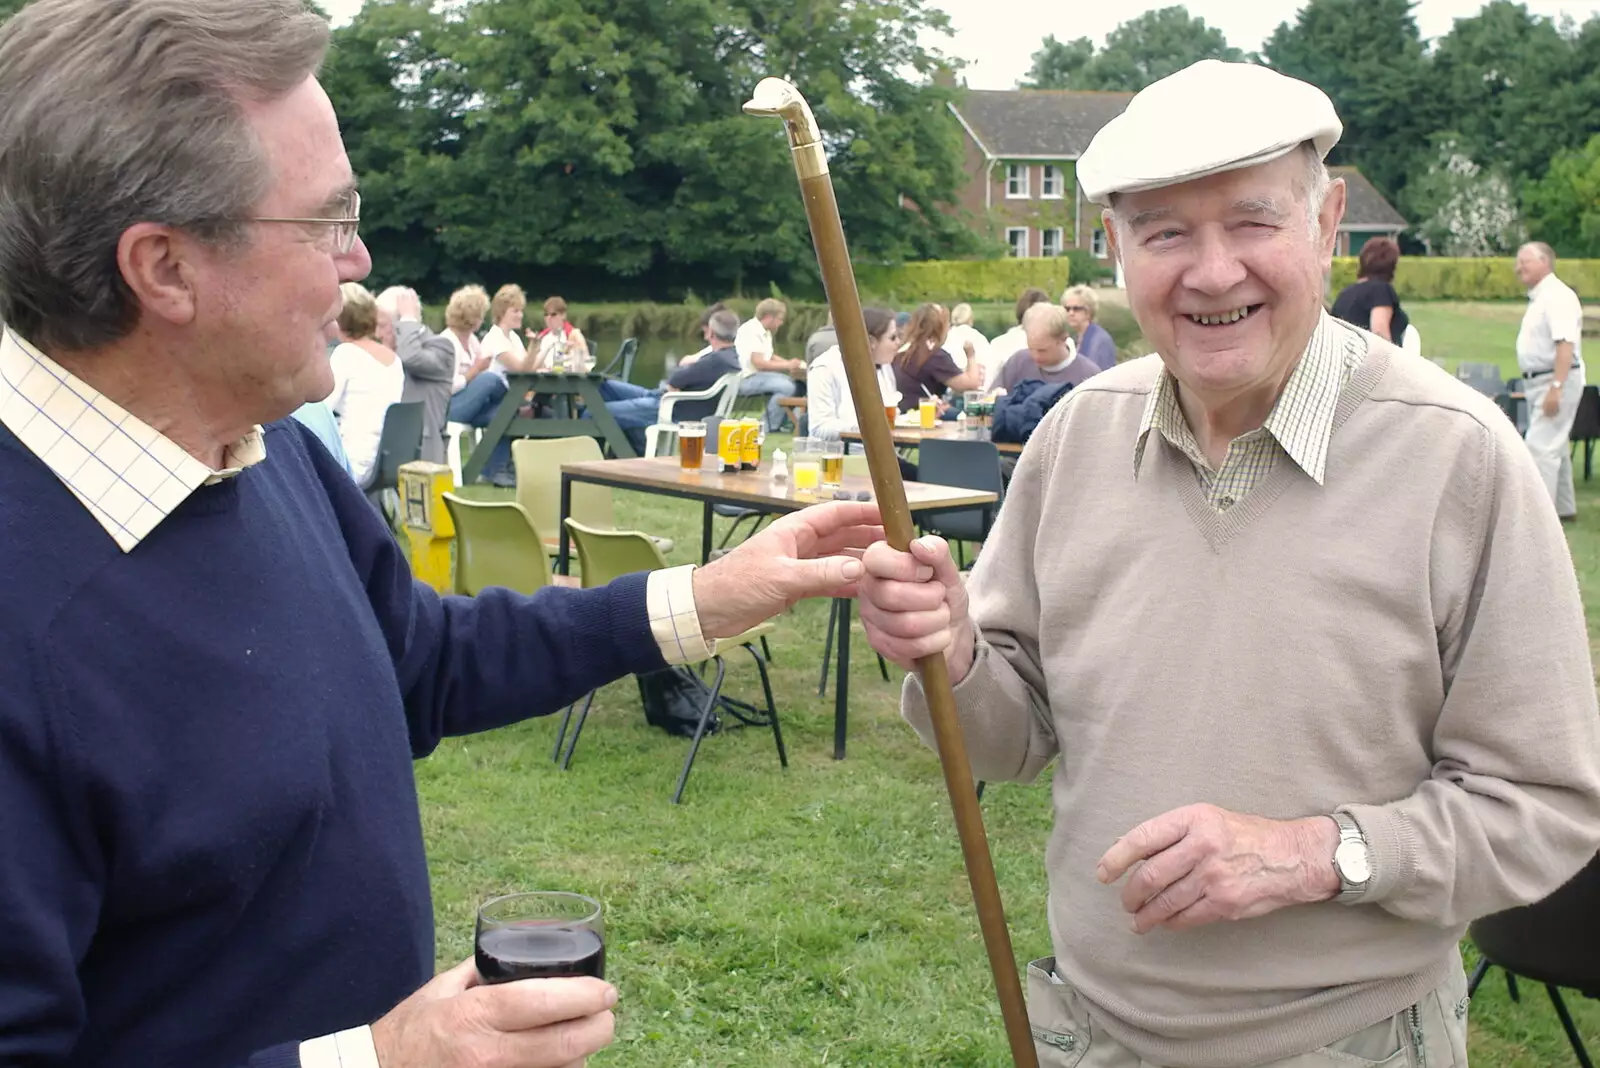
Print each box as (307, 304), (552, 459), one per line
(475, 891), (606, 984)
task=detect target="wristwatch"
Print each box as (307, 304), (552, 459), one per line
(1331, 812), (1372, 903)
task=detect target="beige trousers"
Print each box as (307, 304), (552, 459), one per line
(1523, 364), (1586, 518)
(1026, 958), (1470, 1068)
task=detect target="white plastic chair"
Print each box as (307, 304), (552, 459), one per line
(644, 372), (742, 458)
(445, 421), (475, 486)
(1402, 324), (1422, 356)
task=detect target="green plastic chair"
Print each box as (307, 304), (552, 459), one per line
(441, 493), (570, 596)
(554, 518), (781, 804)
(510, 436), (674, 559)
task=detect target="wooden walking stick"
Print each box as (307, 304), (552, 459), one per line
(744, 78), (1039, 1068)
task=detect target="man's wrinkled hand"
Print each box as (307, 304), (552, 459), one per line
(1096, 804), (1339, 934)
(692, 500), (884, 640)
(1543, 386), (1562, 417)
(857, 535), (976, 681)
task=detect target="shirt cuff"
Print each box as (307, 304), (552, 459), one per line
(298, 1026), (380, 1068)
(646, 564), (716, 665)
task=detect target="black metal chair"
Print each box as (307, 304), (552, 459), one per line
(1570, 385), (1600, 482)
(914, 438), (1004, 570)
(1467, 850), (1600, 1068)
(363, 401), (424, 528)
(597, 337), (638, 384)
(1457, 362), (1505, 397)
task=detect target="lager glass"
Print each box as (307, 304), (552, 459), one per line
(678, 421), (706, 470)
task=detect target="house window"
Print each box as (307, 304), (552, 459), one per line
(1091, 227), (1108, 259)
(1041, 228), (1063, 257)
(1006, 227), (1029, 258)
(1041, 165), (1062, 199)
(1005, 164), (1029, 198)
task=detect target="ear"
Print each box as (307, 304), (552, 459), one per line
(116, 223), (202, 327)
(1317, 178), (1347, 265)
(1101, 208), (1121, 264)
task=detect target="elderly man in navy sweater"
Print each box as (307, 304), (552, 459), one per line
(0, 4), (882, 1068)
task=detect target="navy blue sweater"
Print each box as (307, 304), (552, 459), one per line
(0, 419), (666, 1067)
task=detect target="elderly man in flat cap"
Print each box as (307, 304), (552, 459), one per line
(858, 60), (1600, 1067)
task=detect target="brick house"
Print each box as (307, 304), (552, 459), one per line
(1327, 166), (1407, 256)
(947, 89), (1406, 261)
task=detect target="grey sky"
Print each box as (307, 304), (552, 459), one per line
(320, 0), (1600, 91)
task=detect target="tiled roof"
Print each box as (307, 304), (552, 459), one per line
(950, 89), (1134, 159)
(1329, 167), (1407, 230)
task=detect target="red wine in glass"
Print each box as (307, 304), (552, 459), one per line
(475, 892), (605, 985)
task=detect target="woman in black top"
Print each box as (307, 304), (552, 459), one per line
(892, 303), (983, 409)
(1331, 236), (1409, 343)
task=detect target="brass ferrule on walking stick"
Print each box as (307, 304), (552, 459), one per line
(743, 77), (1038, 1068)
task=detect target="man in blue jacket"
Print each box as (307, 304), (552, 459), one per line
(0, 3), (881, 1067)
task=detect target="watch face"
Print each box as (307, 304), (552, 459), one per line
(1336, 841), (1371, 884)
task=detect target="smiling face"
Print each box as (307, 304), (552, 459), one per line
(1106, 151), (1344, 409)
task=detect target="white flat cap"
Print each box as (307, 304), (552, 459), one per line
(1077, 60), (1342, 206)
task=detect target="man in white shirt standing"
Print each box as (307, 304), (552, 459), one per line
(1516, 241), (1586, 520)
(735, 298), (803, 431)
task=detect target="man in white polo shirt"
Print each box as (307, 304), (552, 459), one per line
(1516, 241), (1586, 519)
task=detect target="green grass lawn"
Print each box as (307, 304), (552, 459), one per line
(418, 302), (1600, 1066)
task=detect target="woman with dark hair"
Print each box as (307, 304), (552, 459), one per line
(809, 307), (919, 479)
(1331, 237), (1409, 344)
(892, 303), (983, 410)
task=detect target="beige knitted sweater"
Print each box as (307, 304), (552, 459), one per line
(903, 342), (1600, 1067)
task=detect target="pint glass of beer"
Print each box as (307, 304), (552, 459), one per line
(821, 438), (845, 487)
(883, 390), (901, 426)
(678, 422), (706, 470)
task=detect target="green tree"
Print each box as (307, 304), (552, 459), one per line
(1523, 133), (1600, 258)
(1021, 6), (1240, 91)
(1408, 135), (1526, 256)
(0, 0), (28, 20)
(1430, 4), (1600, 189)
(1021, 35), (1094, 90)
(326, 0), (975, 298)
(1262, 0), (1434, 220)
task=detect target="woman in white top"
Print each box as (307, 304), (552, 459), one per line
(943, 302), (990, 374)
(324, 282), (405, 488)
(443, 284), (514, 484)
(807, 307), (902, 437)
(482, 284), (533, 376)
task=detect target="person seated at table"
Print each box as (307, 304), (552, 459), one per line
(325, 283), (406, 488)
(676, 302), (729, 368)
(377, 285), (457, 465)
(531, 295), (592, 372)
(944, 302), (990, 374)
(1060, 284), (1118, 371)
(892, 302), (982, 410)
(808, 307), (919, 480)
(806, 311), (838, 364)
(736, 298), (805, 432)
(594, 310), (746, 456)
(484, 283), (535, 373)
(443, 284), (515, 485)
(994, 303), (1102, 392)
(985, 287), (1051, 391)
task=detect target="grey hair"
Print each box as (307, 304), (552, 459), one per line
(374, 285), (410, 318)
(1104, 142), (1332, 256)
(0, 0), (330, 352)
(708, 309), (740, 342)
(1521, 241), (1556, 267)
